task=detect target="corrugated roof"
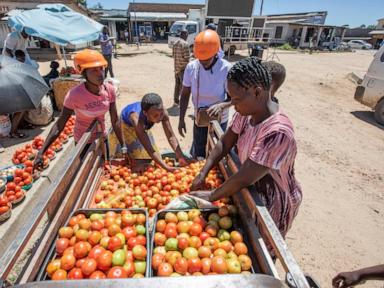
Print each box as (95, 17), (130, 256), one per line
(129, 12), (187, 21)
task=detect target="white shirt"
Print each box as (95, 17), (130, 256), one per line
(183, 57), (232, 123)
(2, 32), (28, 57)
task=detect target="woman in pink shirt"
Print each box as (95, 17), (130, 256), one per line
(191, 57), (302, 238)
(34, 49), (126, 168)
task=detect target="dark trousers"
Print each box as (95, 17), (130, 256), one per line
(173, 69), (184, 105)
(103, 54), (114, 78)
(191, 121), (228, 159)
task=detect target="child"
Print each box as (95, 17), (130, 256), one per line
(109, 93), (188, 172)
(43, 61), (60, 86)
(262, 61), (286, 103)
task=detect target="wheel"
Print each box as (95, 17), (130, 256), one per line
(374, 98), (384, 125)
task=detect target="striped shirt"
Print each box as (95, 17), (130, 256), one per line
(172, 39), (190, 74)
(230, 111), (302, 237)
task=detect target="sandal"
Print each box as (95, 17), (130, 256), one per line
(9, 132), (27, 138)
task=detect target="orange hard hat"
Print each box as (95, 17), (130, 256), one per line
(194, 30), (220, 61)
(73, 49), (107, 73)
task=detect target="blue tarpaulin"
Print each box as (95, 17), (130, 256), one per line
(8, 4), (103, 46)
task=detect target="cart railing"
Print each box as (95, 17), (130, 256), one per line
(207, 120), (310, 288)
(223, 26), (272, 44)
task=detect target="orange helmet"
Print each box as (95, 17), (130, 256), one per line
(194, 30), (220, 61)
(73, 49), (107, 73)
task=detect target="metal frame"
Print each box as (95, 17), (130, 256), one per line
(207, 120), (310, 288)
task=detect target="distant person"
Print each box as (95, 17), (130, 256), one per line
(99, 26), (114, 78)
(172, 29), (190, 108)
(262, 61), (286, 103)
(2, 28), (29, 59)
(109, 93), (188, 172)
(332, 265), (384, 288)
(124, 30), (129, 43)
(206, 23), (224, 58)
(43, 61), (60, 86)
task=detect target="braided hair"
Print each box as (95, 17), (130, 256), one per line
(227, 57), (271, 90)
(141, 93), (163, 111)
(262, 61), (286, 90)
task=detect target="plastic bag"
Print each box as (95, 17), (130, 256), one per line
(165, 195), (216, 210)
(0, 114), (11, 137)
(24, 95), (53, 126)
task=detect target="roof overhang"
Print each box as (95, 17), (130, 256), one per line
(128, 12), (187, 21)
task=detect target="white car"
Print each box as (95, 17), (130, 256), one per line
(348, 40), (372, 50)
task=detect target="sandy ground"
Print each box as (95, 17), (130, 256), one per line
(1, 44), (383, 287)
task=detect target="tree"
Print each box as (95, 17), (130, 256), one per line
(360, 24), (366, 28)
(91, 2), (103, 9)
(367, 25), (376, 29)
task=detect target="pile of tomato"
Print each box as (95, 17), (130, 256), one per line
(46, 210), (148, 280)
(92, 161), (225, 217)
(151, 207), (253, 277)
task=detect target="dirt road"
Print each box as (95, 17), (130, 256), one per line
(2, 45), (383, 287)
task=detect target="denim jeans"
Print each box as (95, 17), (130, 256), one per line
(190, 122), (227, 159)
(103, 54), (114, 78)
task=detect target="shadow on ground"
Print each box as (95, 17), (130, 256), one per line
(351, 111), (384, 130)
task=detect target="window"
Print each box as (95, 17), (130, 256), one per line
(186, 24), (197, 34)
(275, 26), (283, 39)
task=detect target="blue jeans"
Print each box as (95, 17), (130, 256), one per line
(190, 122), (228, 159)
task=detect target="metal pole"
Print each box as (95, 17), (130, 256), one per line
(61, 46), (68, 69)
(133, 0), (140, 48)
(259, 0), (264, 16)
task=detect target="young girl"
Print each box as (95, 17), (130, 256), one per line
(190, 57), (302, 238)
(110, 93), (188, 172)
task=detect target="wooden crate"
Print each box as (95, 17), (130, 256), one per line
(52, 78), (83, 111)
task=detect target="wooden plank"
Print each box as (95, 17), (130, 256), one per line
(209, 121), (309, 288)
(0, 125), (95, 281)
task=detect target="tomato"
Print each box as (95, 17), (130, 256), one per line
(76, 258), (87, 268)
(78, 218), (91, 230)
(68, 216), (78, 227)
(74, 241), (89, 259)
(127, 237), (137, 249)
(152, 253), (165, 270)
(108, 223), (121, 236)
(0, 206), (10, 214)
(211, 256), (228, 274)
(67, 268), (83, 279)
(230, 231), (243, 244)
(97, 250), (113, 271)
(0, 197), (9, 206)
(187, 258), (202, 274)
(154, 233), (166, 246)
(75, 229), (89, 241)
(201, 257), (212, 274)
(89, 270), (107, 279)
(189, 223), (203, 236)
(60, 253), (76, 271)
(157, 262), (173, 277)
(174, 258), (188, 275)
(6, 182), (16, 191)
(107, 266), (128, 278)
(55, 238), (69, 255)
(88, 231), (102, 246)
(234, 242), (248, 256)
(88, 245), (105, 260)
(81, 258), (97, 276)
(51, 269), (67, 280)
(136, 213), (146, 225)
(156, 220), (166, 233)
(14, 169), (23, 177)
(107, 236), (122, 252)
(135, 235), (146, 246)
(122, 226), (136, 240)
(164, 227), (177, 239)
(46, 259), (61, 277)
(58, 227), (74, 239)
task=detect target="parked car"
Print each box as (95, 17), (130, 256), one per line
(354, 45), (384, 124)
(348, 40), (372, 50)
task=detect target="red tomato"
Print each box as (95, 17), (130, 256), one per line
(81, 258), (97, 276)
(188, 258), (203, 274)
(55, 238), (69, 255)
(157, 262), (173, 277)
(97, 251), (112, 271)
(67, 268), (83, 279)
(88, 245), (105, 260)
(152, 253), (165, 270)
(107, 266), (128, 278)
(89, 270), (107, 279)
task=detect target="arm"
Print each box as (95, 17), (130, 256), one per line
(33, 107), (72, 170)
(191, 159), (269, 201)
(332, 265), (384, 288)
(130, 113), (173, 171)
(190, 129), (238, 190)
(178, 85), (191, 137)
(109, 102), (124, 146)
(161, 112), (186, 164)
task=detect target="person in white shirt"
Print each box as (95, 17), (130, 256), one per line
(2, 29), (29, 59)
(178, 30), (232, 159)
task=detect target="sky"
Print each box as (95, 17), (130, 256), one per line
(86, 0), (383, 28)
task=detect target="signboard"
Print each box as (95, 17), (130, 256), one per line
(207, 0), (255, 18)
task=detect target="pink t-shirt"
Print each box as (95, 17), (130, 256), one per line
(63, 83), (116, 143)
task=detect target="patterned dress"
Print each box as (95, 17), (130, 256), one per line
(230, 111), (302, 237)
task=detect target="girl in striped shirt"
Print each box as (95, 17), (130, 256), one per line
(191, 57), (302, 238)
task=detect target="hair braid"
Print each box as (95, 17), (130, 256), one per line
(227, 57), (271, 90)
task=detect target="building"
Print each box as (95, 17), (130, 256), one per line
(1, 0), (95, 49)
(127, 2), (204, 41)
(344, 27), (374, 42)
(265, 11), (346, 49)
(91, 9), (128, 41)
(368, 18), (384, 48)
